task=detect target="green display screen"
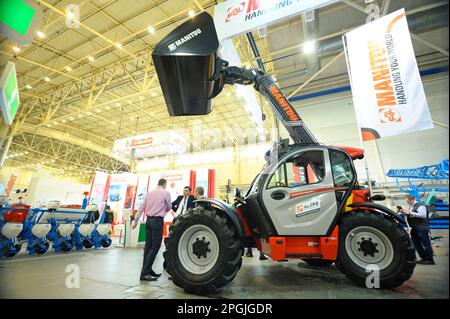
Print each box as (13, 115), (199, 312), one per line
(5, 68), (19, 121)
(1, 62), (20, 125)
(0, 0), (36, 36)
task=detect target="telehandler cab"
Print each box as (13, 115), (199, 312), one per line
(152, 12), (416, 295)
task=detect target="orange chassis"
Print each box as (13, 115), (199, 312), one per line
(237, 188), (370, 261)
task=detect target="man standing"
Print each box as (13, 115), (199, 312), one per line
(132, 178), (172, 281)
(401, 195), (435, 265)
(172, 186), (195, 216)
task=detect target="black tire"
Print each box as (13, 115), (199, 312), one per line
(35, 242), (48, 255)
(302, 259), (334, 267)
(336, 210), (416, 289)
(101, 238), (112, 248)
(60, 241), (72, 252)
(164, 206), (243, 295)
(5, 245), (19, 257)
(83, 240), (93, 249)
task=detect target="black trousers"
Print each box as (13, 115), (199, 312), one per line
(141, 216), (164, 277)
(410, 225), (434, 262)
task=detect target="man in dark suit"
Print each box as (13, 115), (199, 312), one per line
(172, 186), (195, 216)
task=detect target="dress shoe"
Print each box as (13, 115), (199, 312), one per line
(149, 271), (162, 277)
(417, 259), (435, 265)
(140, 275), (158, 281)
(259, 253), (268, 260)
(246, 252), (254, 257)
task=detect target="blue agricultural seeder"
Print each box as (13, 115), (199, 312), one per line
(0, 195), (113, 257)
(386, 159), (449, 230)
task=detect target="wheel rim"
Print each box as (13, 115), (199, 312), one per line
(345, 226), (394, 271)
(177, 224), (220, 275)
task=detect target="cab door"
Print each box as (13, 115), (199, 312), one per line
(260, 147), (339, 236)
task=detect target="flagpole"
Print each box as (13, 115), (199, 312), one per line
(342, 35), (373, 196)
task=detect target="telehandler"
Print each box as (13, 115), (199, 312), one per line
(151, 12), (416, 295)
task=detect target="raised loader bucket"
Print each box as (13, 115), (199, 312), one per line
(152, 12), (221, 116)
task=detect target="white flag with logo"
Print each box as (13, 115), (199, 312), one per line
(343, 8), (433, 141)
(214, 0), (339, 41)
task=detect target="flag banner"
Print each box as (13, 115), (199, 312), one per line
(214, 0), (339, 41)
(343, 8), (433, 141)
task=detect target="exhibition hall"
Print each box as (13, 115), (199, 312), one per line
(0, 0), (448, 302)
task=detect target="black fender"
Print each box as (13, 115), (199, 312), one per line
(347, 202), (403, 223)
(194, 198), (245, 238)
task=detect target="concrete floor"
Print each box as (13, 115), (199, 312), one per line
(0, 230), (448, 299)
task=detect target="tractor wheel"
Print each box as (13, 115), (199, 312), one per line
(83, 240), (93, 249)
(302, 259), (334, 267)
(336, 210), (416, 289)
(101, 238), (112, 248)
(163, 206), (243, 295)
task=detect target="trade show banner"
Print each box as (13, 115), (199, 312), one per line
(149, 169), (191, 202)
(112, 131), (187, 159)
(343, 8), (433, 141)
(108, 173), (137, 222)
(133, 174), (150, 221)
(89, 171), (110, 206)
(214, 0), (339, 40)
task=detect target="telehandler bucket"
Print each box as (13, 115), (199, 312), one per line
(152, 12), (221, 116)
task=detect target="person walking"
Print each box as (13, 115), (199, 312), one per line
(401, 195), (435, 265)
(132, 178), (172, 281)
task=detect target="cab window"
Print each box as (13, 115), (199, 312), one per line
(329, 149), (354, 187)
(267, 150), (326, 189)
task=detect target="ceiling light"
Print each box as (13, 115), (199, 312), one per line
(139, 96), (144, 100)
(12, 46), (20, 53)
(88, 56), (95, 62)
(36, 31), (45, 38)
(54, 122), (58, 125)
(151, 92), (156, 97)
(44, 76), (51, 82)
(96, 109), (101, 113)
(148, 26), (155, 34)
(25, 84), (32, 89)
(70, 117), (74, 120)
(116, 102), (121, 107)
(78, 114), (82, 118)
(105, 106), (110, 110)
(66, 10), (74, 19)
(112, 121), (116, 124)
(65, 66), (72, 72)
(115, 42), (122, 49)
(62, 119), (66, 123)
(47, 124), (51, 127)
(150, 112), (154, 116)
(188, 10), (195, 17)
(303, 40), (316, 54)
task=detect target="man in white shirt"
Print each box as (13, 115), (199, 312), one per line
(401, 195), (434, 265)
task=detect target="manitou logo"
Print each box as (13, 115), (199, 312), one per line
(225, 2), (245, 23)
(379, 108), (402, 123)
(167, 28), (202, 52)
